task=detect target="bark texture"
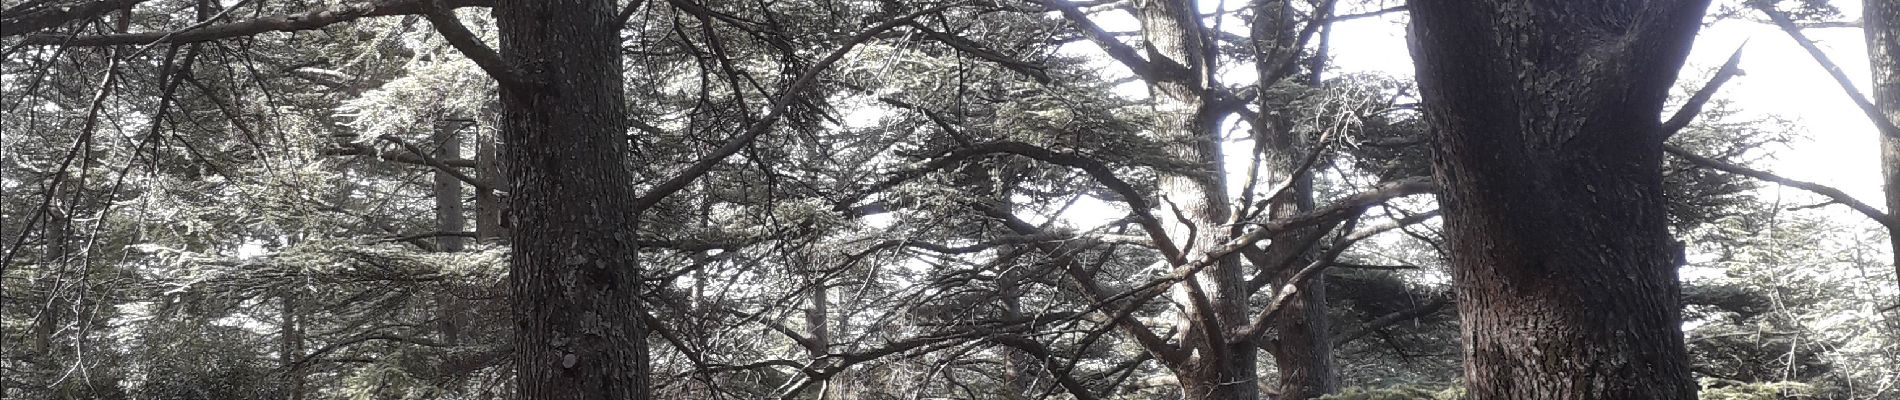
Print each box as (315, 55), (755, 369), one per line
(493, 0), (648, 398)
(1868, 0), (1900, 280)
(1135, 0), (1255, 398)
(1252, 1), (1333, 398)
(1408, 1), (1708, 399)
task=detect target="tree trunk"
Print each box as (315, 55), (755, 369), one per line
(1407, 1), (1707, 399)
(433, 121), (467, 252)
(1252, 1), (1333, 398)
(1868, 0), (1900, 281)
(474, 120), (507, 241)
(433, 121), (469, 346)
(281, 291), (305, 400)
(493, 0), (648, 398)
(1135, 1), (1255, 398)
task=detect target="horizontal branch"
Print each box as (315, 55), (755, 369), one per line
(1042, 0), (1151, 79)
(378, 135), (497, 193)
(1, 0), (149, 37)
(1665, 144), (1898, 229)
(17, 0), (494, 46)
(320, 142), (477, 168)
(630, 1), (968, 216)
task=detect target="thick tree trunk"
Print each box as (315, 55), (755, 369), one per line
(1135, 1), (1255, 399)
(1252, 1), (1333, 398)
(493, 0), (648, 398)
(1408, 1), (1707, 399)
(1868, 0), (1900, 280)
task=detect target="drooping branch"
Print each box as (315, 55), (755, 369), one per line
(975, 203), (1189, 368)
(630, 1), (969, 216)
(420, 0), (534, 91)
(1041, 0), (1152, 79)
(1664, 144), (1899, 229)
(1236, 207), (1441, 341)
(15, 0), (495, 46)
(1757, 4), (1900, 137)
(988, 335), (1105, 400)
(866, 141), (1181, 262)
(1216, 177), (1436, 263)
(0, 0), (149, 37)
(1648, 34), (1897, 229)
(378, 135), (497, 193)
(906, 22), (1052, 83)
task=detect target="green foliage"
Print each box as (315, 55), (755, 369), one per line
(1318, 385), (1464, 400)
(1698, 380), (1816, 400)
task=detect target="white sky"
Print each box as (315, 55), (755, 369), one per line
(1038, 1), (1889, 232)
(1324, 0), (1884, 206)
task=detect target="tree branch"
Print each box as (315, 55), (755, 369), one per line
(421, 0), (534, 91)
(320, 142), (478, 168)
(16, 0), (494, 46)
(378, 135), (497, 193)
(631, 1), (969, 215)
(1665, 144), (1898, 229)
(1041, 0), (1151, 79)
(1660, 42), (1747, 141)
(1237, 207), (1443, 342)
(1757, 4), (1900, 137)
(906, 22), (1051, 83)
(1, 0), (149, 37)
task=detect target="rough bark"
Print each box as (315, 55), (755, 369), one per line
(1869, 0), (1900, 281)
(1135, 0), (1255, 398)
(1408, 1), (1708, 399)
(1252, 1), (1333, 397)
(493, 0), (648, 398)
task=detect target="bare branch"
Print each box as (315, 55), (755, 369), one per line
(1757, 4), (1900, 137)
(1661, 42), (1746, 140)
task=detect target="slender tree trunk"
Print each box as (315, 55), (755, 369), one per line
(1408, 1), (1707, 398)
(281, 291), (305, 400)
(434, 120), (468, 252)
(1868, 0), (1900, 280)
(474, 116), (507, 241)
(1136, 1), (1254, 398)
(493, 0), (648, 398)
(1252, 1), (1333, 398)
(433, 121), (468, 345)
